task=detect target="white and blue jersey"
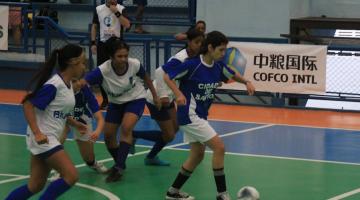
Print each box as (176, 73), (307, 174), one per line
(71, 85), (99, 141)
(73, 85), (99, 121)
(26, 74), (75, 154)
(164, 55), (235, 125)
(146, 48), (189, 104)
(85, 58), (147, 104)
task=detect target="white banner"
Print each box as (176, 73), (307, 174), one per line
(220, 42), (327, 94)
(0, 6), (9, 50)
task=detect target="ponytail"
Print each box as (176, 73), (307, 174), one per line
(22, 44), (83, 104)
(22, 49), (59, 103)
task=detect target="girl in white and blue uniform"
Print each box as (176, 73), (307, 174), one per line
(132, 28), (204, 166)
(82, 37), (160, 183)
(5, 44), (86, 200)
(163, 31), (256, 200)
(54, 80), (107, 176)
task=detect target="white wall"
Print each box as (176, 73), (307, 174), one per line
(310, 0), (360, 18)
(197, 0), (310, 38)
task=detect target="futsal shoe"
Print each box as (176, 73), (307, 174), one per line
(105, 166), (123, 183)
(48, 171), (60, 181)
(90, 161), (108, 174)
(165, 191), (195, 200)
(145, 156), (170, 166)
(216, 192), (231, 200)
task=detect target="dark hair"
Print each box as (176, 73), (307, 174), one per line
(186, 27), (205, 41)
(199, 31), (228, 55)
(196, 20), (206, 28)
(22, 44), (83, 103)
(105, 37), (130, 58)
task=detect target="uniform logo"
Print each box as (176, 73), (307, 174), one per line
(195, 83), (219, 101)
(104, 16), (112, 27)
(53, 111), (71, 119)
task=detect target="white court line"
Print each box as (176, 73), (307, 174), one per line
(0, 175), (29, 184)
(166, 147), (360, 167)
(0, 173), (120, 200)
(327, 188), (360, 200)
(2, 125), (360, 198)
(75, 182), (120, 200)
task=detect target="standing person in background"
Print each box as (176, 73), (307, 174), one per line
(132, 28), (205, 166)
(81, 37), (161, 183)
(91, 0), (131, 109)
(164, 31), (255, 200)
(5, 44), (86, 200)
(175, 20), (206, 41)
(133, 0), (149, 34)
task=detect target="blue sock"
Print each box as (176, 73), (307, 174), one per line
(5, 184), (34, 200)
(133, 130), (162, 142)
(147, 138), (167, 159)
(39, 178), (71, 200)
(107, 147), (119, 162)
(116, 141), (131, 169)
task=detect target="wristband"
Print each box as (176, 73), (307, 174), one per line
(91, 41), (96, 45)
(115, 11), (121, 18)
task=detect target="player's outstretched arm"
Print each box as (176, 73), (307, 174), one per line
(232, 72), (255, 96)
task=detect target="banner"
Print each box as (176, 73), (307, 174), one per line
(220, 42), (327, 94)
(0, 6), (9, 50)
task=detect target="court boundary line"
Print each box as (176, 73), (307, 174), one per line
(1, 102), (359, 131)
(1, 124), (360, 199)
(327, 188), (360, 200)
(4, 123), (360, 168)
(166, 147), (360, 167)
(0, 173), (120, 200)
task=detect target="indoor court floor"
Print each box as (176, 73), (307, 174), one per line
(1, 89), (360, 200)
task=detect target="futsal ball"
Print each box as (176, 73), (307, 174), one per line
(223, 47), (247, 76)
(237, 186), (260, 200)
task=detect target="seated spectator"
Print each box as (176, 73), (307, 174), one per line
(175, 20), (206, 41)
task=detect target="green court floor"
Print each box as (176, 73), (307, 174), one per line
(1, 134), (360, 200)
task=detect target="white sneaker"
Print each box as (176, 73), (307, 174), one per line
(90, 161), (108, 173)
(48, 170), (60, 181)
(165, 191), (195, 200)
(216, 192), (231, 200)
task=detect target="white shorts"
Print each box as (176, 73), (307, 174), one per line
(26, 129), (61, 155)
(146, 67), (175, 104)
(180, 115), (217, 143)
(71, 115), (93, 142)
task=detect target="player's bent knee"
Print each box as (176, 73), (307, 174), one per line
(162, 133), (175, 142)
(214, 143), (225, 155)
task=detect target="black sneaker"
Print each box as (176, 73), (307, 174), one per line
(165, 191), (195, 200)
(105, 167), (123, 183)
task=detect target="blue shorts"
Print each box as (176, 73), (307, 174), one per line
(105, 98), (146, 124)
(146, 101), (175, 121)
(36, 145), (63, 160)
(133, 0), (147, 6)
